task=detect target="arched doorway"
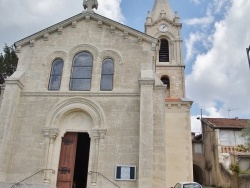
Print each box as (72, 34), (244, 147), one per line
(57, 132), (91, 188)
(193, 164), (203, 185)
(43, 97), (107, 185)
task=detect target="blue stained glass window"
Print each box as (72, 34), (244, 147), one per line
(48, 59), (63, 90)
(100, 58), (114, 91)
(70, 52), (93, 91)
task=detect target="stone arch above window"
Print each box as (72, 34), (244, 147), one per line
(99, 50), (122, 64)
(154, 32), (175, 41)
(48, 59), (64, 91)
(70, 52), (93, 91)
(68, 44), (99, 62)
(100, 58), (114, 91)
(43, 51), (67, 66)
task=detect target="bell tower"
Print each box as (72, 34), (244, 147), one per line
(145, 0), (185, 98)
(144, 1), (194, 187)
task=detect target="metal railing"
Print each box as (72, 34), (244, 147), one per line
(88, 171), (120, 188)
(11, 169), (55, 188)
(11, 169), (119, 187)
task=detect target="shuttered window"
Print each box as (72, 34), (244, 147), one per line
(159, 39), (169, 62)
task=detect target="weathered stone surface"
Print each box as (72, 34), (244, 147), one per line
(0, 0), (192, 187)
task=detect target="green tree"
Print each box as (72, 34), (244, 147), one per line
(0, 44), (18, 84)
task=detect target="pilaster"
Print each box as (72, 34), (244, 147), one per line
(153, 84), (167, 187)
(90, 128), (107, 185)
(0, 78), (24, 181)
(43, 128), (60, 183)
(138, 70), (155, 188)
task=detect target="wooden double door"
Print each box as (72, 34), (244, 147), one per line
(57, 132), (90, 188)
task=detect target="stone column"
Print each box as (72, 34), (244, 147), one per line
(43, 127), (59, 183)
(138, 70), (154, 188)
(91, 128), (107, 185)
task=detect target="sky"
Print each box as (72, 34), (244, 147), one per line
(0, 0), (250, 133)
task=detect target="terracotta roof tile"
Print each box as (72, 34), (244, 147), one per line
(202, 118), (250, 129)
(230, 151), (250, 157)
(165, 98), (181, 102)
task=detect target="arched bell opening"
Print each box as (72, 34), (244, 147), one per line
(161, 75), (170, 98)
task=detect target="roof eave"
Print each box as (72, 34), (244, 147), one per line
(15, 11), (158, 48)
(214, 126), (244, 130)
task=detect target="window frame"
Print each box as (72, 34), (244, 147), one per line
(115, 165), (136, 181)
(48, 58), (64, 91)
(100, 58), (114, 91)
(69, 51), (93, 91)
(159, 38), (170, 62)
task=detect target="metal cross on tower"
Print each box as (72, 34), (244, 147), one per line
(83, 0), (98, 12)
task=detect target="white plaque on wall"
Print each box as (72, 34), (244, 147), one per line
(115, 165), (136, 181)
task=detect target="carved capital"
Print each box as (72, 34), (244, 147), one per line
(92, 128), (107, 139)
(43, 127), (59, 140)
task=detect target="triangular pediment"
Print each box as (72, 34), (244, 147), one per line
(15, 11), (158, 49)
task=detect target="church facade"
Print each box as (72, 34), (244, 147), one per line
(0, 0), (193, 188)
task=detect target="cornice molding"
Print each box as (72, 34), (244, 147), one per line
(20, 91), (140, 97)
(156, 63), (185, 67)
(5, 79), (24, 89)
(165, 98), (193, 109)
(139, 79), (155, 86)
(145, 17), (182, 29)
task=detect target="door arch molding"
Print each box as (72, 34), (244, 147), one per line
(45, 97), (106, 129)
(43, 97), (107, 185)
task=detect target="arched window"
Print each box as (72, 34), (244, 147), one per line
(70, 52), (93, 91)
(161, 75), (170, 89)
(159, 39), (169, 62)
(48, 59), (64, 91)
(100, 58), (114, 91)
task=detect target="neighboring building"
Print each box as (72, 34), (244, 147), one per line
(193, 118), (250, 188)
(0, 0), (193, 188)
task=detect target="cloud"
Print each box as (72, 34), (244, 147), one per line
(212, 0), (231, 14)
(185, 15), (214, 27)
(185, 32), (205, 62)
(0, 0), (124, 49)
(191, 116), (202, 134)
(190, 0), (203, 5)
(191, 111), (222, 133)
(97, 0), (125, 23)
(186, 0), (250, 120)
